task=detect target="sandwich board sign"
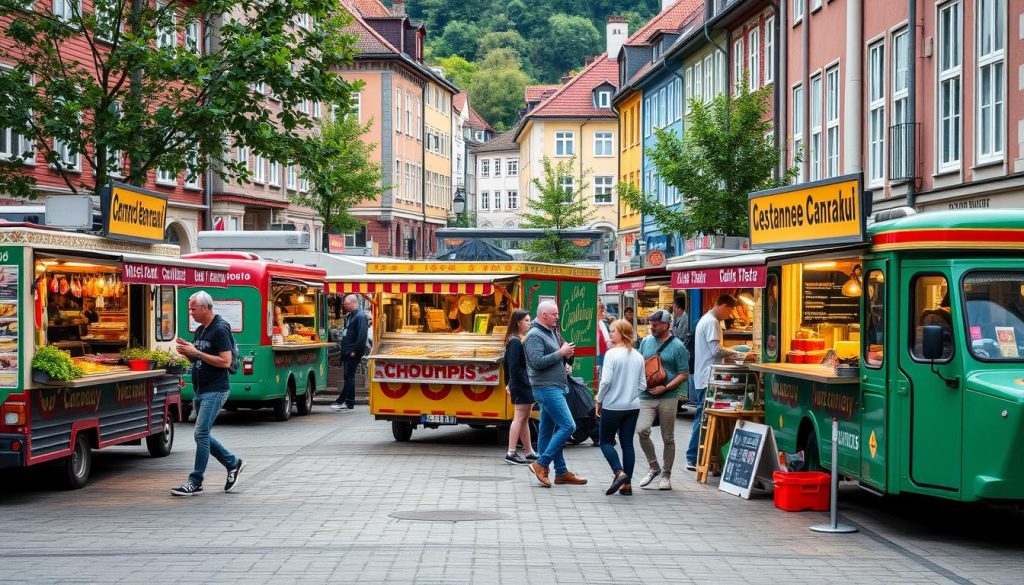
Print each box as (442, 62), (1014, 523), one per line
(719, 420), (780, 499)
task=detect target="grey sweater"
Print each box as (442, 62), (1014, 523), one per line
(524, 322), (568, 390)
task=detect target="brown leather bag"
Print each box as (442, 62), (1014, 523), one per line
(644, 338), (674, 390)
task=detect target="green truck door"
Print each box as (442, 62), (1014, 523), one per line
(859, 260), (887, 490)
(899, 266), (962, 494)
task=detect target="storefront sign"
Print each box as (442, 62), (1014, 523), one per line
(374, 360), (500, 386)
(101, 183), (168, 244)
(605, 279), (646, 293)
(123, 262), (228, 288)
(328, 234), (346, 253)
(748, 174), (866, 249)
(671, 265), (766, 289)
(646, 250), (666, 267)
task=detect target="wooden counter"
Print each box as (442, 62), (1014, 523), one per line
(271, 342), (334, 352)
(366, 354), (504, 364)
(748, 363), (860, 385)
(34, 369), (167, 389)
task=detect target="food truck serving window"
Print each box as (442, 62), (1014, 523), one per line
(271, 280), (320, 342)
(380, 285), (512, 336)
(155, 286), (176, 341)
(961, 271), (1024, 362)
(864, 270), (885, 368)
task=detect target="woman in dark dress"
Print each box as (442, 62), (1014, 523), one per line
(503, 309), (537, 465)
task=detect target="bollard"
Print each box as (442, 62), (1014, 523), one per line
(810, 417), (858, 534)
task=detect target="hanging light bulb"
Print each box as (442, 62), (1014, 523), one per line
(842, 265), (863, 297)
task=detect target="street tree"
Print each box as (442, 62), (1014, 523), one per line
(0, 0), (359, 199)
(292, 112), (385, 250)
(469, 49), (528, 131)
(619, 82), (799, 238)
(521, 156), (595, 263)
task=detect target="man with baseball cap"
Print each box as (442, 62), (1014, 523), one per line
(636, 309), (689, 490)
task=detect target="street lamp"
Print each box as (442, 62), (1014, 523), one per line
(452, 188), (466, 225)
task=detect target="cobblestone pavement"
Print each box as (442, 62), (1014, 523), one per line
(1, 403), (1022, 585)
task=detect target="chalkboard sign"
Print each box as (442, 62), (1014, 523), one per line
(801, 270), (859, 325)
(719, 420), (779, 499)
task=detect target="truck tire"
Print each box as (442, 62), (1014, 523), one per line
(392, 421), (413, 442)
(61, 434), (92, 490)
(296, 378), (314, 416)
(146, 416), (175, 457)
(180, 403), (193, 422)
(273, 387), (293, 421)
(801, 429), (822, 472)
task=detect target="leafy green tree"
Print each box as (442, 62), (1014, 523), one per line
(0, 0), (359, 199)
(449, 210), (477, 228)
(521, 156), (595, 263)
(431, 56), (478, 91)
(532, 14), (601, 82)
(293, 112), (385, 249)
(477, 31), (529, 62)
(469, 49), (528, 130)
(433, 20), (482, 60)
(619, 82), (798, 238)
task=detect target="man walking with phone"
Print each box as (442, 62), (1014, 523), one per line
(171, 291), (245, 497)
(524, 301), (587, 488)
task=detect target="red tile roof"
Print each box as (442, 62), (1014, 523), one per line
(453, 91), (468, 113)
(341, 2), (400, 55)
(624, 0), (704, 47)
(212, 194), (290, 209)
(467, 106), (494, 132)
(525, 84), (560, 103)
(347, 0), (390, 18)
(526, 55), (618, 119)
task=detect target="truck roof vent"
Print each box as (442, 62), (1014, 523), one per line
(870, 206), (917, 224)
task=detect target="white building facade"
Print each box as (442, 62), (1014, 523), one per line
(470, 132), (522, 229)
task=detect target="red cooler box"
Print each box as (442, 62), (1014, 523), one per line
(773, 471), (830, 512)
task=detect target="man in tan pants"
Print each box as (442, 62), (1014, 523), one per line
(636, 310), (690, 490)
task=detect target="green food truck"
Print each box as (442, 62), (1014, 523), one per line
(179, 252), (331, 421)
(674, 174), (1024, 503)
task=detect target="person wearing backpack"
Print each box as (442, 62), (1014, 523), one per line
(636, 310), (689, 491)
(171, 290), (246, 497)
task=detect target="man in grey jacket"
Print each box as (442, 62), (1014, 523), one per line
(524, 301), (588, 488)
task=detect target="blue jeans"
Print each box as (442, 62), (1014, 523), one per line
(189, 390), (239, 486)
(533, 385), (575, 476)
(685, 387), (707, 465)
(599, 408), (639, 481)
(339, 356), (359, 407)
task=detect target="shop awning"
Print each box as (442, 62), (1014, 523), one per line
(37, 249), (230, 287)
(666, 244), (867, 289)
(604, 278), (646, 293)
(325, 274), (517, 295)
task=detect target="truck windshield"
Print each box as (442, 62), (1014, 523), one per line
(962, 271), (1024, 362)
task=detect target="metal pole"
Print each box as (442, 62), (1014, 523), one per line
(810, 418), (857, 534)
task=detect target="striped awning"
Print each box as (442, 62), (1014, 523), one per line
(325, 274), (517, 295)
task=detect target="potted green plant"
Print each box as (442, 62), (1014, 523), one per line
(151, 348), (189, 375)
(32, 346), (84, 383)
(120, 347), (154, 371)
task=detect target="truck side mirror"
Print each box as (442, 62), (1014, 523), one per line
(922, 325), (944, 360)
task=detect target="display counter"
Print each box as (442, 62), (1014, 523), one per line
(32, 368), (167, 389)
(748, 363), (859, 385)
(271, 342), (335, 352)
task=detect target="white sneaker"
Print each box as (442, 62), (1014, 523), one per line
(639, 468), (662, 488)
(658, 475), (672, 490)
(330, 403), (344, 411)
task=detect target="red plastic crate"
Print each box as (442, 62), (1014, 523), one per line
(773, 471), (831, 512)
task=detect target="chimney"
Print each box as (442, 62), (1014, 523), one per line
(391, 0), (406, 17)
(662, 0), (677, 10)
(606, 16), (629, 59)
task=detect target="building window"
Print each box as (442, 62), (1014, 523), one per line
(95, 0), (121, 42)
(684, 68), (693, 113)
(868, 42), (886, 185)
(184, 149), (200, 188)
(394, 90), (401, 132)
(704, 55), (714, 102)
(794, 0), (804, 22)
(938, 0), (962, 171)
(185, 20), (201, 55)
(480, 191), (489, 210)
(493, 190), (502, 210)
(666, 82), (675, 123)
(825, 65), (840, 177)
(792, 84), (804, 182)
(267, 161), (280, 187)
(558, 176), (574, 202)
(253, 153), (266, 183)
(748, 28), (760, 89)
(507, 158), (518, 176)
(594, 131), (614, 157)
(892, 28), (910, 177)
(393, 160), (401, 199)
(508, 190), (518, 209)
(596, 90), (611, 109)
(53, 135), (81, 172)
(659, 87), (667, 127)
(480, 158), (489, 177)
(674, 78), (682, 121)
(54, 0), (81, 21)
(156, 2), (176, 48)
(765, 17), (775, 84)
(976, 0), (1004, 162)
(694, 61), (703, 105)
(237, 145), (249, 173)
(493, 158), (501, 176)
(594, 176), (613, 204)
(644, 97), (651, 136)
(287, 165), (297, 190)
(733, 38), (744, 89)
(156, 168), (176, 185)
(812, 0), (822, 11)
(651, 91), (659, 129)
(555, 131), (575, 156)
(345, 227), (367, 248)
(810, 73), (822, 181)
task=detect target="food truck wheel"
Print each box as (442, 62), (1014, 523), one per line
(296, 378), (315, 416)
(273, 387), (294, 422)
(146, 417), (175, 457)
(392, 421), (414, 442)
(61, 434), (92, 490)
(800, 428), (822, 472)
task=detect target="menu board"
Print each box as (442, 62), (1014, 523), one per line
(802, 271), (859, 325)
(0, 265), (19, 389)
(719, 420), (779, 499)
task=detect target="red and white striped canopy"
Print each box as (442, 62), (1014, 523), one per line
(325, 274), (516, 295)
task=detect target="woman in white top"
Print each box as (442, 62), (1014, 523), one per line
(596, 319), (647, 496)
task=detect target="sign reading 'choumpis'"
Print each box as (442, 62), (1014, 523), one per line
(102, 183), (168, 243)
(748, 174), (866, 249)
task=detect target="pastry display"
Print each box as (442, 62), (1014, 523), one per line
(0, 303), (16, 317)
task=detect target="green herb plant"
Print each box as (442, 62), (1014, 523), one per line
(32, 346), (84, 381)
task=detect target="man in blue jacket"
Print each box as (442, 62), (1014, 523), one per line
(333, 294), (367, 411)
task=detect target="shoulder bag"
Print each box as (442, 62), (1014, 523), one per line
(644, 337), (675, 392)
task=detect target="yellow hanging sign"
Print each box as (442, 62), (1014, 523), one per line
(748, 174), (866, 249)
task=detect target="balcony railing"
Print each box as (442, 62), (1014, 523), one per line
(888, 122), (919, 182)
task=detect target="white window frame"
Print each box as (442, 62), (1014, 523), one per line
(185, 20), (201, 55)
(237, 145), (249, 174)
(659, 87), (667, 127)
(268, 160), (280, 187)
(674, 78), (682, 121)
(792, 83), (804, 182)
(667, 82), (675, 123)
(299, 173), (308, 193)
(95, 0), (122, 43)
(975, 0), (1005, 163)
(156, 167), (176, 185)
(493, 157), (501, 176)
(597, 90), (611, 109)
(594, 176), (613, 204)
(252, 152), (266, 183)
(52, 126), (81, 172)
(558, 176), (574, 202)
(184, 149), (200, 189)
(480, 191), (489, 210)
(53, 0), (81, 22)
(555, 131), (575, 157)
(812, 0), (822, 11)
(794, 0), (804, 23)
(748, 28), (760, 89)
(703, 55), (714, 102)
(651, 91), (659, 129)
(734, 39), (744, 89)
(156, 2), (176, 49)
(694, 61), (703, 105)
(684, 68), (693, 113)
(809, 73), (822, 181)
(594, 131), (613, 157)
(506, 158), (518, 176)
(287, 165), (297, 190)
(393, 160), (401, 199)
(493, 190), (501, 210)
(644, 97), (652, 136)
(479, 158), (489, 177)
(98, 100), (123, 177)
(825, 65), (840, 178)
(867, 42), (886, 186)
(937, 0), (963, 172)
(891, 28), (910, 180)
(350, 92), (362, 123)
(394, 90), (401, 133)
(765, 17), (775, 84)
(508, 190), (518, 209)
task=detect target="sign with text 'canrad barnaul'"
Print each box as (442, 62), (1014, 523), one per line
(748, 174), (867, 249)
(102, 182), (168, 244)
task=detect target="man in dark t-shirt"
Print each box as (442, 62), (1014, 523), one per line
(171, 291), (245, 497)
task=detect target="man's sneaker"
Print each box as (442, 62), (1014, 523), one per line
(170, 480), (203, 497)
(504, 452), (528, 465)
(528, 461), (551, 487)
(330, 403), (345, 411)
(554, 471), (588, 485)
(524, 452), (539, 462)
(225, 460), (246, 492)
(658, 475), (672, 490)
(685, 462), (697, 471)
(639, 467), (662, 488)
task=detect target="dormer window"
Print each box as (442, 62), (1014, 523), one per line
(595, 90), (611, 109)
(653, 43), (661, 61)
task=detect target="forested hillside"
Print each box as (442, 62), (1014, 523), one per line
(391, 0), (660, 130)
